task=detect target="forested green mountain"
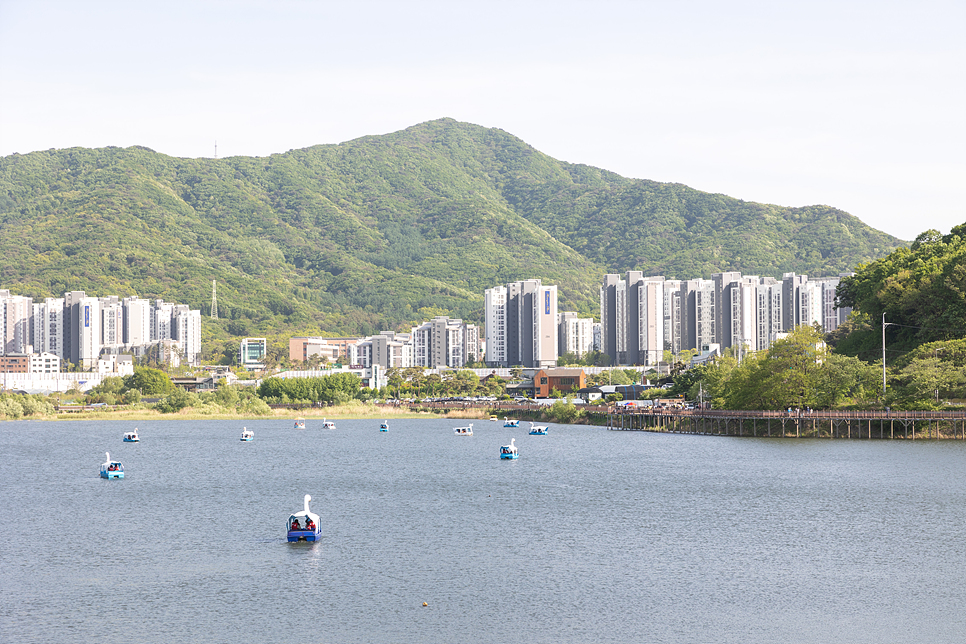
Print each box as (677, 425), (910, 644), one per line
(0, 118), (903, 348)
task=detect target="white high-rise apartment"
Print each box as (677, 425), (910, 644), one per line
(413, 316), (465, 369)
(153, 300), (175, 341)
(692, 279), (716, 350)
(637, 276), (664, 366)
(558, 312), (594, 358)
(77, 296), (101, 368)
(31, 297), (65, 359)
(100, 297), (124, 350)
(531, 283), (558, 368)
(663, 280), (683, 357)
(755, 278), (783, 351)
(123, 296), (152, 346)
(173, 306), (202, 365)
(0, 290), (32, 355)
(485, 280), (558, 368)
(484, 285), (507, 366)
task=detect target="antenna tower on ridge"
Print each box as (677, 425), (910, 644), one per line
(214, 140), (218, 159)
(211, 280), (218, 319)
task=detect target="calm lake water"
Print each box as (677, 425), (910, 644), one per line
(2, 418), (965, 644)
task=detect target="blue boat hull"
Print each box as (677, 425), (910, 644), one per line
(101, 471), (124, 479)
(122, 438), (138, 442)
(287, 529), (321, 542)
(500, 453), (518, 460)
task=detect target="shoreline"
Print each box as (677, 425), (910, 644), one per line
(6, 405), (492, 423)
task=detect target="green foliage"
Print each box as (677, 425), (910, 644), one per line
(0, 119), (902, 345)
(547, 398), (582, 424)
(124, 367), (175, 396)
(214, 383), (241, 406)
(836, 224), (966, 358)
(239, 396), (272, 416)
(691, 325), (881, 410)
(0, 393), (56, 419)
(589, 369), (633, 386)
(155, 387), (192, 413)
(257, 373), (362, 404)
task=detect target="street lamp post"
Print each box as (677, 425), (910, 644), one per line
(881, 312), (892, 401)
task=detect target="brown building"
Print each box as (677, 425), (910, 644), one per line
(0, 354), (29, 373)
(533, 368), (586, 398)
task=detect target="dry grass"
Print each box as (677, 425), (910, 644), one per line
(40, 402), (493, 422)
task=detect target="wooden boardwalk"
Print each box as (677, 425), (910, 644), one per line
(605, 408), (966, 439)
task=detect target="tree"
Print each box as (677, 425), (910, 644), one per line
(156, 387), (191, 413)
(895, 357), (966, 407)
(125, 367), (175, 396)
(386, 367), (405, 399)
(756, 325), (827, 409)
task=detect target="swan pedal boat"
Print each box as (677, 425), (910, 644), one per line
(123, 429), (139, 442)
(500, 438), (519, 459)
(287, 494), (321, 542)
(240, 427), (254, 441)
(100, 452), (124, 479)
(379, 421), (389, 432)
(454, 423), (473, 436)
(528, 422), (548, 435)
(503, 418), (520, 428)
(322, 419), (336, 430)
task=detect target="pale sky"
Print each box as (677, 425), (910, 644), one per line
(1, 0), (963, 241)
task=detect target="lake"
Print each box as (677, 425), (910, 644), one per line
(2, 418), (965, 643)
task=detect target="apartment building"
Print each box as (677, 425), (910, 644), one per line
(558, 311), (594, 358)
(485, 279), (558, 368)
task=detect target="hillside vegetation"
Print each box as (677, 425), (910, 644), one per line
(1, 118), (904, 355)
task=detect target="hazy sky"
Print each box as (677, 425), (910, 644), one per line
(1, 0), (963, 240)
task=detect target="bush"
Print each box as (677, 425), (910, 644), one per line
(547, 399), (581, 424)
(240, 397), (271, 416)
(155, 388), (192, 413)
(0, 397), (24, 419)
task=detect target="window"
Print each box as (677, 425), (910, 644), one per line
(540, 377), (547, 384)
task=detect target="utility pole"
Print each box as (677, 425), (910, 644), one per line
(882, 312), (891, 400)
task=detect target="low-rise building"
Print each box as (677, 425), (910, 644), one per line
(532, 367), (586, 398)
(240, 337), (267, 369)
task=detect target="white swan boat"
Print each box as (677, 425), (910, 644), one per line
(379, 421), (389, 432)
(503, 418), (520, 428)
(287, 494), (321, 542)
(123, 428), (139, 442)
(454, 423), (473, 436)
(100, 451), (124, 479)
(528, 422), (548, 435)
(500, 438), (519, 459)
(322, 418), (336, 430)
(240, 427), (254, 441)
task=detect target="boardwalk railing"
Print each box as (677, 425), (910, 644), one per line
(381, 401), (966, 439)
(605, 408), (966, 439)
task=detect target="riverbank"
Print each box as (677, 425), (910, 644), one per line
(19, 403), (491, 423)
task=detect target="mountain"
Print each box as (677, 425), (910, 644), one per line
(0, 118), (905, 353)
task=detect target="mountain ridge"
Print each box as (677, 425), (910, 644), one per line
(0, 118), (905, 353)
